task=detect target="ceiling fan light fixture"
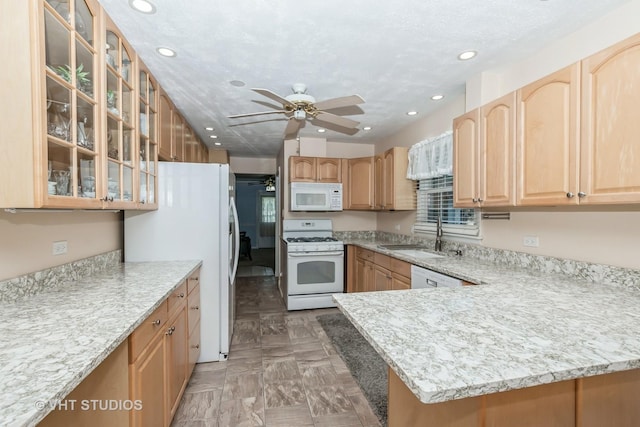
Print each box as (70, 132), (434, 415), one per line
(293, 110), (306, 120)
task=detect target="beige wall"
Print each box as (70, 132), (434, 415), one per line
(0, 211), (122, 281)
(376, 1), (640, 270)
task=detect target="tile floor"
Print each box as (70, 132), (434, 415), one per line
(171, 270), (382, 427)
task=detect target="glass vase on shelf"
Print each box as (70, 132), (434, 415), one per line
(47, 101), (71, 141)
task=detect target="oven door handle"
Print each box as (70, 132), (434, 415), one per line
(288, 251), (344, 257)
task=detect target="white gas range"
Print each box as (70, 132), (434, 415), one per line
(282, 219), (344, 310)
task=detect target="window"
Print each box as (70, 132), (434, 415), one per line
(414, 175), (479, 237)
(260, 195), (276, 223)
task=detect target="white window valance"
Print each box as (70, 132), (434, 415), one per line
(406, 130), (453, 180)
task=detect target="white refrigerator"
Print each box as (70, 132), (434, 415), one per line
(124, 162), (239, 362)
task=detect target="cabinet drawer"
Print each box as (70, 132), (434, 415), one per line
(168, 280), (188, 315)
(356, 247), (374, 261)
(187, 270), (200, 294)
(188, 284), (200, 335)
(374, 252), (391, 269)
(391, 258), (411, 278)
(129, 300), (168, 362)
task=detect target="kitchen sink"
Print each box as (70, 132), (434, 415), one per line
(376, 245), (445, 259)
(392, 249), (445, 260)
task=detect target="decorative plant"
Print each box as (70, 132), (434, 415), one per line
(106, 89), (116, 108)
(56, 63), (91, 88)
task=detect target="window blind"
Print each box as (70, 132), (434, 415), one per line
(414, 175), (479, 237)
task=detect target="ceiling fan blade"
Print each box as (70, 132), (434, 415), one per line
(251, 88), (296, 109)
(284, 118), (302, 138)
(313, 94), (365, 111)
(315, 111), (360, 129)
(227, 110), (287, 119)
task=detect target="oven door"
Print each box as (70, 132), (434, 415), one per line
(287, 251), (344, 295)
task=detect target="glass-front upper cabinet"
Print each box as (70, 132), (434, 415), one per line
(138, 62), (158, 209)
(104, 18), (136, 207)
(43, 0), (101, 206)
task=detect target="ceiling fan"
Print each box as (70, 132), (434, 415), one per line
(227, 83), (365, 138)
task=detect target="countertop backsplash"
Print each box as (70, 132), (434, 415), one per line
(335, 231), (640, 289)
(0, 250), (122, 303)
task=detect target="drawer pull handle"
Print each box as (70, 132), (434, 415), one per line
(176, 292), (185, 298)
(152, 319), (161, 326)
(191, 306), (200, 310)
(192, 344), (200, 349)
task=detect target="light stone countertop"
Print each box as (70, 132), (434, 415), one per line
(0, 260), (202, 427)
(335, 240), (640, 404)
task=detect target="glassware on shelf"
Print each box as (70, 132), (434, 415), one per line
(47, 101), (71, 141)
(81, 176), (95, 197)
(53, 169), (71, 195)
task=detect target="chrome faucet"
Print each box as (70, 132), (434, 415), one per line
(435, 216), (443, 252)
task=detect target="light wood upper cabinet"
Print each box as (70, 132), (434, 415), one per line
(453, 110), (480, 207)
(137, 61), (158, 209)
(580, 33), (640, 204)
(454, 92), (516, 208)
(158, 88), (174, 161)
(289, 156), (342, 182)
(516, 63), (581, 206)
(346, 156), (375, 209)
(381, 147), (416, 210)
(374, 154), (384, 209)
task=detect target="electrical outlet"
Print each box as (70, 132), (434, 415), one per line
(523, 236), (539, 248)
(52, 240), (68, 255)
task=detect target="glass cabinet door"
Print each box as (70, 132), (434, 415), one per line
(105, 26), (135, 204)
(44, 0), (98, 202)
(138, 65), (158, 208)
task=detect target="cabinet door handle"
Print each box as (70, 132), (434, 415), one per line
(566, 192), (575, 198)
(472, 198), (478, 203)
(166, 328), (173, 336)
(191, 305), (199, 310)
(152, 319), (161, 326)
(477, 198), (483, 203)
(578, 192), (587, 198)
(176, 292), (185, 298)
(191, 344), (200, 349)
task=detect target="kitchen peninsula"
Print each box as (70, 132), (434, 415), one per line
(334, 246), (640, 427)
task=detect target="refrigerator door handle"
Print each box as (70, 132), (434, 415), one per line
(229, 196), (240, 284)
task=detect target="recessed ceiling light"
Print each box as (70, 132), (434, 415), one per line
(363, 126), (372, 131)
(317, 128), (326, 133)
(129, 0), (156, 14)
(209, 135), (218, 139)
(458, 50), (477, 61)
(156, 47), (176, 57)
(205, 127), (214, 131)
(406, 111), (418, 116)
(431, 95), (444, 101)
(214, 142), (222, 146)
(230, 80), (246, 87)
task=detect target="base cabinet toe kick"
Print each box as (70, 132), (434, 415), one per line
(388, 367), (640, 427)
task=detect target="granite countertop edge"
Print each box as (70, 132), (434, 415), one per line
(0, 259), (202, 427)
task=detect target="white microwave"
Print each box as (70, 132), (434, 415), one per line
(290, 182), (343, 211)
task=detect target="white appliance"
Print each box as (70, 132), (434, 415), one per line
(282, 219), (344, 310)
(124, 162), (240, 362)
(411, 265), (463, 289)
(290, 182), (342, 211)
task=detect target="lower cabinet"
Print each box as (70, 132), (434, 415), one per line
(166, 303), (188, 420)
(350, 246), (412, 292)
(129, 328), (167, 427)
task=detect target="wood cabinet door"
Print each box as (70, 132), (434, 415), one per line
(355, 257), (367, 293)
(374, 265), (392, 291)
(289, 156), (316, 182)
(453, 109), (480, 207)
(580, 33), (640, 204)
(173, 113), (185, 162)
(374, 154), (384, 209)
(391, 274), (411, 290)
(130, 332), (166, 427)
(516, 63), (580, 205)
(316, 158), (342, 182)
(382, 150), (395, 209)
(166, 305), (188, 420)
(347, 157), (375, 209)
(480, 92), (516, 206)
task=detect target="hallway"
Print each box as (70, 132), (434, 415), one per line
(171, 273), (381, 426)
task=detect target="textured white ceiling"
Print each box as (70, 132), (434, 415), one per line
(98, 0), (628, 158)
